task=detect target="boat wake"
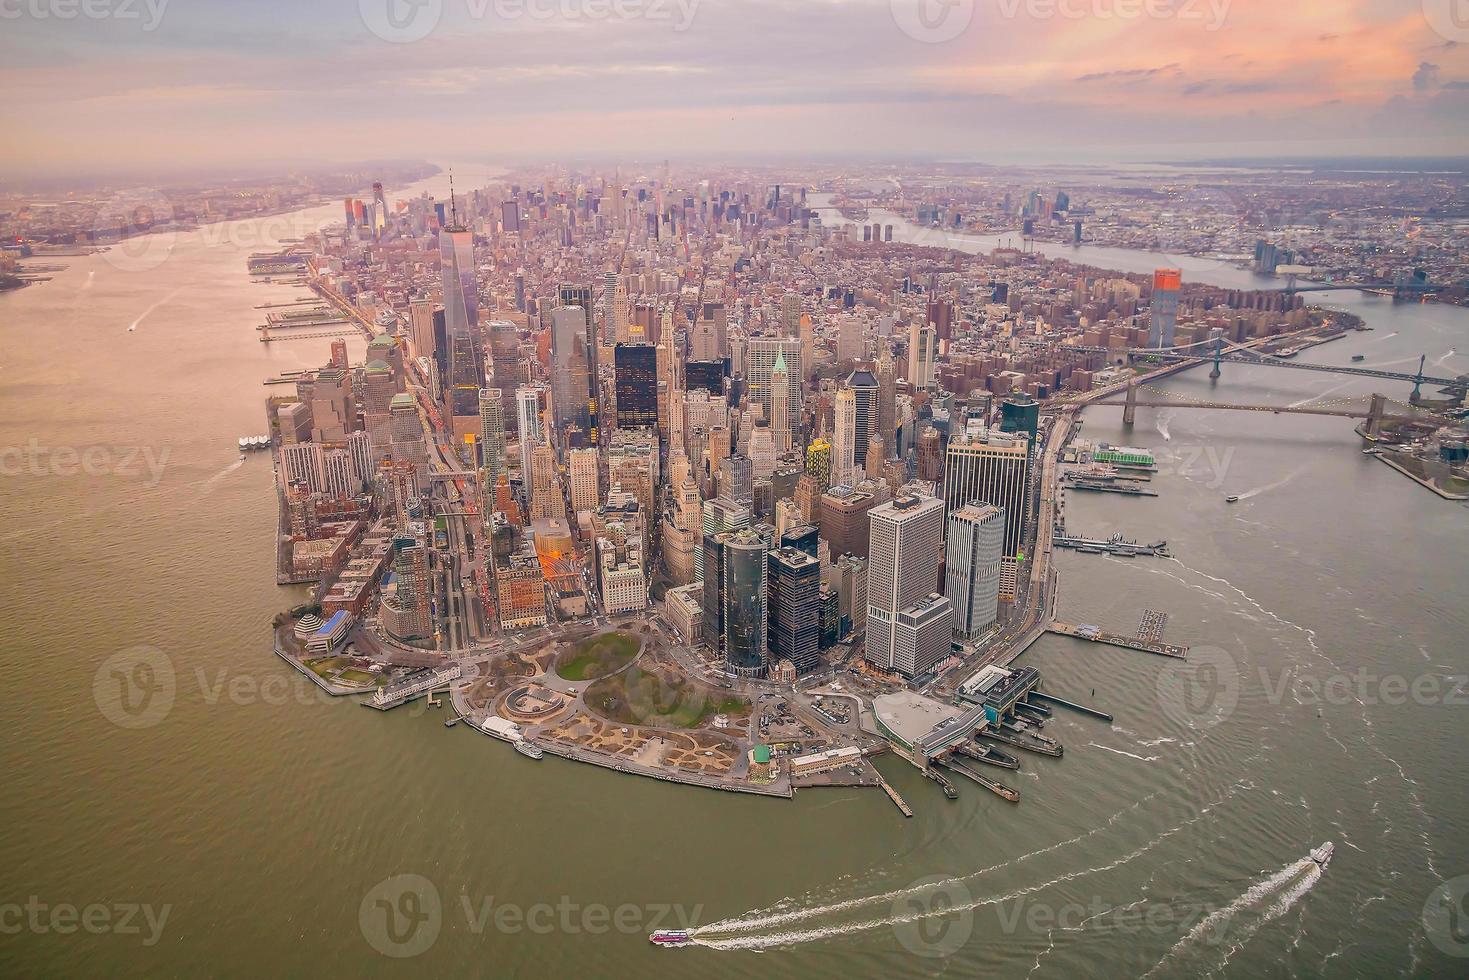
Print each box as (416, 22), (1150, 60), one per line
(1143, 853), (1324, 977)
(1234, 464), (1309, 501)
(688, 786), (1250, 952)
(127, 287), (184, 332)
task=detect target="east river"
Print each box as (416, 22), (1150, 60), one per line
(1, 174), (1466, 978)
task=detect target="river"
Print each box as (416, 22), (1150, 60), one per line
(1, 178), (1466, 978)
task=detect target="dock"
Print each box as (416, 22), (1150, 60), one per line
(954, 742), (1020, 770)
(1031, 691), (1114, 722)
(1049, 622), (1188, 658)
(878, 777), (914, 817)
(981, 728), (1064, 758)
(1062, 478), (1159, 497)
(938, 758), (1020, 802)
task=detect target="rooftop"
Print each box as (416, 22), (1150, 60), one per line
(873, 692), (964, 748)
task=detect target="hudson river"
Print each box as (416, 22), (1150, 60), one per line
(1, 175), (1465, 978)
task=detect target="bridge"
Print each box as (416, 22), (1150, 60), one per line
(1274, 273), (1444, 299)
(1099, 383), (1457, 432)
(1055, 339), (1464, 390)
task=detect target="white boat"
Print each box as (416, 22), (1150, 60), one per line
(1310, 841), (1333, 868)
(514, 739), (543, 760)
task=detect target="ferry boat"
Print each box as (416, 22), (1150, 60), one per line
(1310, 841), (1334, 868)
(1225, 495), (1240, 503)
(514, 739), (543, 760)
(649, 929), (691, 946)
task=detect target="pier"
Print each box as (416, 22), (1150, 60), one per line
(878, 777), (914, 817)
(937, 758), (1021, 802)
(1049, 622), (1189, 658)
(1031, 691), (1114, 722)
(953, 742), (1021, 770)
(980, 729), (1064, 758)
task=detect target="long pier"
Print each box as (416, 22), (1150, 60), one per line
(1049, 622), (1189, 658)
(981, 729), (1064, 758)
(878, 777), (914, 817)
(938, 758), (1021, 802)
(1031, 691), (1114, 722)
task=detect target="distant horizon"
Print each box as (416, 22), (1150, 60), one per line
(3, 1), (1466, 181)
(7, 151), (1469, 192)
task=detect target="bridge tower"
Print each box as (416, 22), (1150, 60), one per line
(1366, 393), (1387, 440)
(1209, 332), (1224, 381)
(1122, 380), (1137, 427)
(1410, 355), (1426, 404)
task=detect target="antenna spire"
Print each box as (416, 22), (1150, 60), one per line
(448, 168), (458, 226)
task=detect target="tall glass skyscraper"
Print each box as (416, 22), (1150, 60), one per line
(550, 306), (593, 448)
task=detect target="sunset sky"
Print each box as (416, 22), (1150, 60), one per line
(2, 0), (1466, 178)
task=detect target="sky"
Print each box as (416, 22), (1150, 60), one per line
(2, 0), (1467, 179)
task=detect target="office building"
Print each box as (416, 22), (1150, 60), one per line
(768, 547), (821, 675)
(550, 306), (594, 448)
(568, 447), (599, 514)
(1149, 268), (1181, 348)
(613, 343), (658, 428)
(866, 493), (951, 677)
(946, 504), (1004, 639)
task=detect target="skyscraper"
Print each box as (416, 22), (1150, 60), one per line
(1149, 268), (1181, 348)
(946, 503), (1004, 639)
(720, 528), (770, 678)
(515, 385), (543, 492)
(558, 283), (598, 439)
(768, 547), (820, 675)
(529, 442), (564, 519)
(550, 306), (593, 448)
(770, 349), (791, 453)
(614, 343), (658, 429)
(845, 369), (879, 469)
(745, 337), (801, 443)
(908, 322), (936, 390)
(440, 219), (483, 425)
(865, 493), (950, 678)
(718, 454), (753, 507)
(832, 388), (857, 488)
(942, 430), (1030, 555)
(943, 430), (1030, 600)
(478, 387), (506, 488)
(568, 447), (600, 514)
